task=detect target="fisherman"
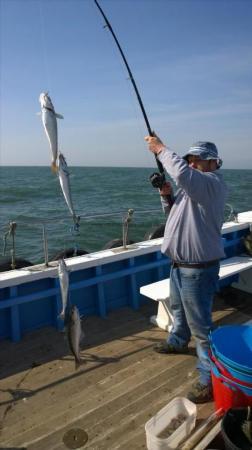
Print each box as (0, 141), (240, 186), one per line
(145, 135), (228, 403)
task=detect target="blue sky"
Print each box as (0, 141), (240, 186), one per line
(1, 0), (252, 168)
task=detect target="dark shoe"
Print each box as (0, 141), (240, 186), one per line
(153, 341), (189, 354)
(187, 381), (213, 403)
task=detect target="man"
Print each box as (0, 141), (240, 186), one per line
(145, 135), (228, 403)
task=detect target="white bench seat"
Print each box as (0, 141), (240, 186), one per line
(140, 255), (252, 331)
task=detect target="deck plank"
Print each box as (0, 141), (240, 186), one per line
(0, 289), (251, 449)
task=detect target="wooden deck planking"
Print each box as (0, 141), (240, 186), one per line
(31, 358), (196, 450)
(0, 289), (251, 449)
(0, 331), (168, 440)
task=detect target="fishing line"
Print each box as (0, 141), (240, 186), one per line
(94, 0), (168, 191)
(108, 40), (156, 170)
(129, 98), (157, 170)
(38, 1), (51, 92)
(119, 66), (154, 169)
(98, 16), (150, 165)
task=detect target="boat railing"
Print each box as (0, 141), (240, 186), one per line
(0, 210), (251, 342)
(0, 208), (166, 269)
(0, 203), (243, 271)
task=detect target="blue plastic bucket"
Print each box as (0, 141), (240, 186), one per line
(210, 345), (252, 384)
(210, 351), (252, 386)
(210, 326), (252, 379)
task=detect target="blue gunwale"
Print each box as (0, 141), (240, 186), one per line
(0, 217), (251, 342)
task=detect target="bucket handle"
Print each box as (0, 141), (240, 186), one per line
(210, 351), (231, 378)
(211, 363), (252, 394)
(210, 342), (252, 376)
(210, 351), (252, 388)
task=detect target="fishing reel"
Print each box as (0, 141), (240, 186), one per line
(149, 172), (166, 189)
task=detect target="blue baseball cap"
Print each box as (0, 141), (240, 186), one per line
(183, 141), (223, 168)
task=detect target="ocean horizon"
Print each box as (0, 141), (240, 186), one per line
(1, 167), (251, 264)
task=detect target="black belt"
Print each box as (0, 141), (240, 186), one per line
(172, 260), (219, 269)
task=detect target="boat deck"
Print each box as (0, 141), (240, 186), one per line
(0, 288), (251, 450)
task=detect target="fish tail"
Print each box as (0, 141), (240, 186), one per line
(51, 161), (58, 173)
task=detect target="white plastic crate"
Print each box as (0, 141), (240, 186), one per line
(145, 397), (197, 450)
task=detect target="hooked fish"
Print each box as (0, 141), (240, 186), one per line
(58, 153), (78, 223)
(58, 258), (69, 320)
(39, 92), (63, 173)
(65, 305), (84, 370)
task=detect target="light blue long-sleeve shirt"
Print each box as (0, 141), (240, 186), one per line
(158, 147), (228, 263)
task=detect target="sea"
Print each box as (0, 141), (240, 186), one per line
(1, 167), (251, 264)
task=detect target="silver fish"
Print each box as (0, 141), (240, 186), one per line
(65, 305), (84, 370)
(58, 258), (69, 320)
(39, 92), (63, 173)
(58, 153), (77, 222)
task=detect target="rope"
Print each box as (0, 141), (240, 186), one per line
(225, 203), (238, 222)
(2, 222), (17, 269)
(122, 209), (134, 248)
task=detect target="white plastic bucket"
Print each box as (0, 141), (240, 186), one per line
(145, 397), (197, 450)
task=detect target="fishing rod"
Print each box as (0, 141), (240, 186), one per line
(94, 0), (167, 191)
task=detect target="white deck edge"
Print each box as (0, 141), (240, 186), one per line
(0, 238), (163, 289)
(1, 211), (251, 289)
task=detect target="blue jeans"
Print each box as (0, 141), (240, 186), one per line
(167, 262), (220, 385)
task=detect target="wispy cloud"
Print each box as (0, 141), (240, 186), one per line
(140, 45), (252, 82)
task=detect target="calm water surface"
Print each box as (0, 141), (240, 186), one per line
(1, 167), (251, 263)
